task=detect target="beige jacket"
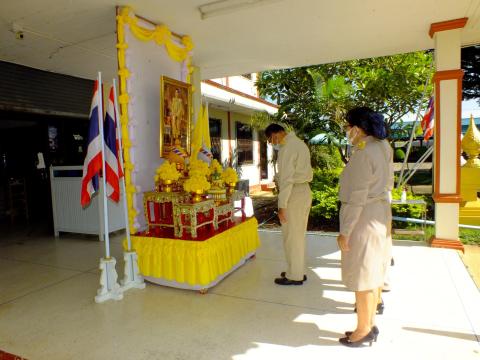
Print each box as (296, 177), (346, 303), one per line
(339, 136), (394, 237)
(277, 132), (313, 209)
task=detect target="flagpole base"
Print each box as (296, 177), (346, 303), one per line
(94, 257), (123, 303)
(120, 250), (146, 291)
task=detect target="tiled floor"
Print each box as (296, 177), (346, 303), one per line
(0, 227), (479, 359)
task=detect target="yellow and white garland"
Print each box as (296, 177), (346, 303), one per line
(116, 6), (194, 233)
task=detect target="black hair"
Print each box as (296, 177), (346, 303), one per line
(264, 123), (286, 138)
(346, 107), (388, 140)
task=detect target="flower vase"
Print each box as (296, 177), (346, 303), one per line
(162, 179), (174, 193)
(227, 182), (237, 195)
(192, 189), (204, 203)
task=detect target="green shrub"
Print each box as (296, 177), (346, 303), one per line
(309, 144), (344, 170)
(459, 228), (480, 245)
(311, 186), (340, 220)
(391, 188), (427, 228)
(394, 148), (406, 162)
(309, 168), (341, 225)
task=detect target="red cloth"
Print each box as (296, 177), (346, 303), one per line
(0, 349), (28, 360)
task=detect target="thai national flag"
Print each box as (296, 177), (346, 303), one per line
(81, 81), (103, 207)
(421, 97), (434, 141)
(104, 86), (123, 203)
(199, 144), (213, 163)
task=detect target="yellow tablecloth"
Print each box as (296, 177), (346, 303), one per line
(124, 217), (260, 287)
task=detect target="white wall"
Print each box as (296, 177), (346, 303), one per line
(124, 18), (189, 230)
(228, 75), (258, 97)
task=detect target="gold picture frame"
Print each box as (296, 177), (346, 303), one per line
(160, 76), (192, 158)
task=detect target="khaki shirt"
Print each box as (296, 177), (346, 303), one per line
(277, 132), (313, 208)
(339, 136), (394, 237)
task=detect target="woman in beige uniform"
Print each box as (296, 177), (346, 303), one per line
(337, 107), (393, 347)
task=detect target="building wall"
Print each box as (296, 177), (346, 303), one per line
(208, 107), (262, 187)
(208, 108), (230, 165)
(205, 73), (276, 191)
(210, 74), (259, 97)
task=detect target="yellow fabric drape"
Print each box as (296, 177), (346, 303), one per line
(118, 7), (193, 62)
(191, 105), (204, 157)
(124, 218), (260, 286)
(203, 104), (211, 149)
(191, 105), (212, 160)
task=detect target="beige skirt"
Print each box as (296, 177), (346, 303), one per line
(340, 200), (392, 291)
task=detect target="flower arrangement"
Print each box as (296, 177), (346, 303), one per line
(154, 161), (181, 182)
(222, 167), (238, 184)
(188, 158), (211, 178)
(209, 159), (223, 175)
(183, 175), (211, 193)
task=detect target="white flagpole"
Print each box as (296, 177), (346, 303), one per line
(94, 73), (123, 303)
(112, 78), (131, 250)
(113, 78), (145, 291)
(97, 72), (111, 259)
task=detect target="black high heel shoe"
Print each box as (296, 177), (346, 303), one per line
(339, 330), (375, 347)
(345, 326), (379, 342)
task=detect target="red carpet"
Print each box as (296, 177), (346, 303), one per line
(0, 350), (27, 360)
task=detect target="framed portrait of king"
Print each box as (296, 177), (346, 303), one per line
(160, 76), (192, 158)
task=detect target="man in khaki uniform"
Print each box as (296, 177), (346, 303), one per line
(265, 124), (313, 285)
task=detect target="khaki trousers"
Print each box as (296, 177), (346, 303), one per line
(281, 183), (312, 281)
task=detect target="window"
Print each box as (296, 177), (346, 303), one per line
(236, 122), (253, 165)
(209, 118), (222, 162)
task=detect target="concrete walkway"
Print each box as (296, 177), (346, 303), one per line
(0, 228), (479, 359)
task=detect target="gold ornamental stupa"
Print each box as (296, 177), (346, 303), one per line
(460, 114), (480, 226)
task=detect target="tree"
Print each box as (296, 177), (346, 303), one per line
(326, 52), (434, 134)
(255, 67), (321, 140)
(462, 45), (480, 103)
(256, 51), (434, 162)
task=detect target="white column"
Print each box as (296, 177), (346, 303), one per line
(191, 66), (202, 132)
(430, 18), (467, 251)
(221, 117), (230, 165)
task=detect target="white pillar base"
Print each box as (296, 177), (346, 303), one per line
(120, 251), (146, 291)
(434, 203), (459, 240)
(431, 203), (464, 251)
(94, 257), (123, 303)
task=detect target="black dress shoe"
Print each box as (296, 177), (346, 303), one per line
(274, 277), (304, 285)
(280, 272), (307, 281)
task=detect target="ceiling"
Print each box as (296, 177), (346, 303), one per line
(1, 0), (479, 81)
